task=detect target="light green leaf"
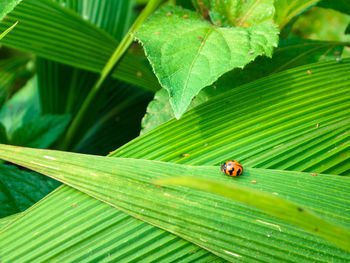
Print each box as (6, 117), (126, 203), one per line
(0, 0), (21, 21)
(1, 59), (350, 262)
(0, 145), (350, 259)
(141, 38), (346, 134)
(136, 5), (279, 118)
(0, 164), (60, 218)
(10, 114), (71, 148)
(156, 174), (350, 252)
(0, 0), (159, 91)
(274, 0), (320, 29)
(202, 0), (275, 27)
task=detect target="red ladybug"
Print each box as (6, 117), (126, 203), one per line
(221, 160), (243, 177)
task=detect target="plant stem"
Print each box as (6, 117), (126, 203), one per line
(60, 0), (163, 150)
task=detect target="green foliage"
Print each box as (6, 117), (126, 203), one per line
(141, 38), (347, 134)
(136, 5), (278, 118)
(0, 0), (159, 91)
(0, 59), (349, 262)
(274, 0), (320, 29)
(318, 0), (350, 15)
(0, 164), (60, 218)
(0, 0), (21, 21)
(0, 144), (350, 261)
(0, 0), (350, 261)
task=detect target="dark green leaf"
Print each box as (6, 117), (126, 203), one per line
(0, 164), (60, 218)
(274, 0), (320, 29)
(0, 123), (7, 144)
(10, 114), (71, 148)
(0, 77), (40, 137)
(318, 0), (350, 15)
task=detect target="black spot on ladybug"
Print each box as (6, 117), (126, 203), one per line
(298, 207), (304, 212)
(229, 168), (234, 175)
(237, 168), (241, 175)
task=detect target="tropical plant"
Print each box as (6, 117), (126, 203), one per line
(0, 0), (349, 262)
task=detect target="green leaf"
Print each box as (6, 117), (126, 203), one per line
(0, 21), (17, 40)
(0, 55), (33, 102)
(0, 145), (350, 259)
(1, 59), (350, 262)
(318, 0), (350, 15)
(0, 0), (21, 21)
(0, 0), (159, 91)
(156, 174), (350, 252)
(274, 0), (320, 29)
(0, 123), (8, 144)
(0, 77), (40, 137)
(201, 0), (275, 27)
(136, 5), (279, 118)
(141, 38), (346, 134)
(10, 114), (71, 148)
(0, 164), (60, 218)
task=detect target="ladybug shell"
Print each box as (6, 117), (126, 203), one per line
(221, 160), (243, 177)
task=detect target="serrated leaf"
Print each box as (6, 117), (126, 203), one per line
(141, 38), (345, 134)
(10, 114), (71, 148)
(136, 5), (279, 118)
(0, 164), (60, 218)
(199, 0), (275, 27)
(274, 0), (320, 29)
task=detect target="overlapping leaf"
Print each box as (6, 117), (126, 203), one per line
(0, 59), (350, 262)
(141, 38), (346, 134)
(0, 0), (159, 91)
(136, 5), (279, 118)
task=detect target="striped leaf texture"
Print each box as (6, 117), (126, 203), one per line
(1, 59), (350, 262)
(0, 0), (159, 91)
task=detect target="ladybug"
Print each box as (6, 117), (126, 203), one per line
(221, 160), (243, 177)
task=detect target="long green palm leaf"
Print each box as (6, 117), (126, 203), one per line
(1, 59), (350, 262)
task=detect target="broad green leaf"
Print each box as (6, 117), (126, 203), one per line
(0, 77), (40, 137)
(193, 0), (275, 27)
(0, 0), (159, 91)
(274, 0), (320, 29)
(0, 212), (20, 228)
(156, 174), (350, 252)
(10, 114), (71, 148)
(0, 145), (350, 260)
(0, 164), (60, 218)
(136, 5), (278, 118)
(1, 59), (350, 262)
(141, 38), (346, 134)
(0, 21), (17, 40)
(36, 0), (153, 153)
(318, 0), (350, 15)
(0, 0), (21, 21)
